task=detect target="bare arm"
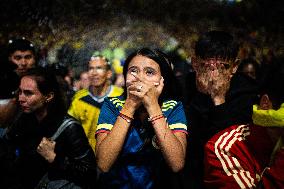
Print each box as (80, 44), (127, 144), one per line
(147, 103), (187, 172)
(95, 98), (139, 172)
(96, 72), (146, 172)
(133, 74), (187, 172)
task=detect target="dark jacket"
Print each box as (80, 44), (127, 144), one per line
(183, 73), (259, 189)
(3, 113), (97, 189)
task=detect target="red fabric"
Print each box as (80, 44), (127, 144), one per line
(204, 124), (284, 189)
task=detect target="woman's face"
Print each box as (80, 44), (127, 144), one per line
(126, 55), (162, 87)
(18, 76), (48, 114)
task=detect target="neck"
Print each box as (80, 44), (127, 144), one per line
(35, 108), (48, 122)
(91, 83), (110, 97)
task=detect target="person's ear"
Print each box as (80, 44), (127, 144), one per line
(259, 94), (273, 110)
(45, 92), (54, 103)
(107, 70), (113, 80)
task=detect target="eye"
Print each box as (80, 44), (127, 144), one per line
(23, 90), (33, 96)
(220, 62), (231, 69)
(14, 55), (22, 60)
(95, 67), (106, 73)
(145, 68), (156, 76)
(24, 55), (33, 60)
(128, 67), (138, 75)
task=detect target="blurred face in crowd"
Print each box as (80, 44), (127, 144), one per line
(18, 76), (53, 118)
(0, 98), (18, 125)
(9, 50), (36, 76)
(240, 63), (256, 79)
(88, 57), (112, 88)
(192, 57), (238, 95)
(80, 71), (90, 89)
(126, 55), (162, 88)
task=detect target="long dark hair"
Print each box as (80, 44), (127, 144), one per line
(122, 48), (181, 103)
(22, 67), (67, 119)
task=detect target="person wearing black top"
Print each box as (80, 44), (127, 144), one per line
(3, 68), (97, 189)
(183, 31), (259, 189)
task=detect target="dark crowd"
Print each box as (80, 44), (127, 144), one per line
(0, 30), (283, 189)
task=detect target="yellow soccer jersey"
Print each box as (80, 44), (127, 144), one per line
(68, 85), (123, 152)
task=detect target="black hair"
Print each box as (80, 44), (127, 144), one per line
(122, 48), (181, 103)
(90, 55), (111, 70)
(7, 38), (36, 55)
(195, 30), (239, 61)
(22, 67), (68, 119)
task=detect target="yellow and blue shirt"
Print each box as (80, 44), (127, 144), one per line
(68, 85), (123, 152)
(96, 95), (187, 189)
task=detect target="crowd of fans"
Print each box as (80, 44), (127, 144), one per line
(0, 28), (283, 189)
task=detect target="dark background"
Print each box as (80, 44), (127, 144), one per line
(0, 0), (283, 73)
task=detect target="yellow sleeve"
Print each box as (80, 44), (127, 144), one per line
(68, 98), (78, 119)
(252, 103), (284, 127)
(67, 89), (88, 120)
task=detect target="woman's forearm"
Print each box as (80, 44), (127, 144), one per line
(147, 104), (187, 172)
(152, 119), (187, 172)
(96, 104), (135, 172)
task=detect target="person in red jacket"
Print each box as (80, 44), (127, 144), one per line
(204, 58), (284, 188)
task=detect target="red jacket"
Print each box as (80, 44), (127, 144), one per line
(204, 124), (284, 189)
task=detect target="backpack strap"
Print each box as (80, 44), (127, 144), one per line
(50, 118), (79, 141)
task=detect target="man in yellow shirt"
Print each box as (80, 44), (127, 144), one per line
(68, 55), (123, 152)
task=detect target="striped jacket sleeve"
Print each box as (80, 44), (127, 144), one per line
(204, 124), (260, 189)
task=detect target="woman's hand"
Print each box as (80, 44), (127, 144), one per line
(127, 73), (164, 109)
(37, 137), (56, 163)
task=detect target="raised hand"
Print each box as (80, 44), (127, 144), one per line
(37, 137), (56, 163)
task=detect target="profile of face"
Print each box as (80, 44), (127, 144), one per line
(18, 76), (52, 114)
(88, 57), (112, 88)
(126, 55), (162, 89)
(9, 50), (36, 76)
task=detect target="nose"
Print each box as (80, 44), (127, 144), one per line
(18, 92), (25, 103)
(17, 58), (28, 67)
(207, 60), (217, 71)
(130, 72), (142, 81)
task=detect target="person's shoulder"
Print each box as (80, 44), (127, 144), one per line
(60, 115), (82, 131)
(105, 95), (125, 108)
(72, 89), (89, 100)
(161, 99), (181, 110)
(64, 114), (80, 123)
(109, 85), (124, 97)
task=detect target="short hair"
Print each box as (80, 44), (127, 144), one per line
(195, 30), (239, 61)
(90, 55), (111, 70)
(7, 38), (35, 55)
(122, 48), (181, 102)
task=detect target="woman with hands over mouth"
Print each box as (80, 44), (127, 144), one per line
(95, 48), (188, 189)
